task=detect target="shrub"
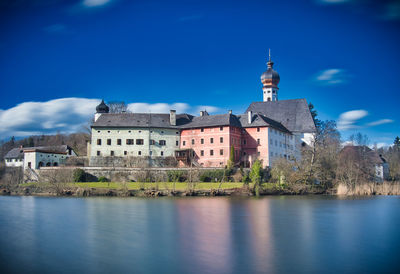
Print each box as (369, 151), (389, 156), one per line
(167, 170), (187, 182)
(98, 176), (108, 182)
(199, 169), (225, 182)
(73, 168), (86, 182)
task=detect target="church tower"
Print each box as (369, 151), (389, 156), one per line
(261, 49), (280, 102)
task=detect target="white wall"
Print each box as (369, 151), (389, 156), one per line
(267, 128), (296, 166)
(5, 158), (24, 167)
(91, 127), (180, 158)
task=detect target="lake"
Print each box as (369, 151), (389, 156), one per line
(0, 196), (399, 274)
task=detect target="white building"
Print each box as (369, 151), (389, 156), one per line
(4, 145), (76, 170)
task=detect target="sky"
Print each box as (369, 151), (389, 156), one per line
(0, 0), (399, 147)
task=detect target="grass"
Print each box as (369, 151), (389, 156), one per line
(73, 182), (245, 190)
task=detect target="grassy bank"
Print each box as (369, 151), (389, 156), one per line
(73, 182), (245, 190)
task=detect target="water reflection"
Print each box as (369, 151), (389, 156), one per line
(0, 196), (399, 274)
(176, 198), (233, 274)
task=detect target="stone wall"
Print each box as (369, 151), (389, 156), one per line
(38, 166), (224, 183)
(88, 156), (178, 168)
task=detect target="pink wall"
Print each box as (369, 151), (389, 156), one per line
(180, 126), (239, 167)
(242, 127), (269, 167)
(180, 126), (269, 167)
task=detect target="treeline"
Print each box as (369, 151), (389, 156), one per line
(0, 133), (90, 161)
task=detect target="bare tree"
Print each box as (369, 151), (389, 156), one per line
(108, 101), (129, 113)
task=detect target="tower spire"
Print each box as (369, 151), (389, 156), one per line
(267, 48), (274, 68)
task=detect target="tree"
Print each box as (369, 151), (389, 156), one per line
(394, 136), (400, 148)
(250, 159), (262, 196)
(108, 101), (129, 113)
(227, 145), (235, 169)
(308, 102), (321, 129)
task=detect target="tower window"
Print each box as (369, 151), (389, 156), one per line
(220, 149), (223, 156)
(201, 138), (204, 144)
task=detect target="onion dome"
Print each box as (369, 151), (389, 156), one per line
(260, 50), (280, 86)
(96, 99), (109, 113)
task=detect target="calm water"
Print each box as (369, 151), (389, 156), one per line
(0, 196), (399, 274)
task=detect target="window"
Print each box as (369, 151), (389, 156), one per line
(275, 140), (278, 146)
(97, 139), (102, 145)
(161, 151), (164, 156)
(257, 139), (260, 145)
(220, 137), (223, 143)
(97, 130), (100, 133)
(210, 138), (214, 144)
(117, 139), (121, 145)
(150, 151), (152, 156)
(201, 138), (204, 144)
(192, 139), (195, 145)
(210, 150), (214, 156)
(176, 141), (179, 146)
(220, 126), (223, 131)
(201, 128), (204, 132)
(159, 140), (166, 146)
(138, 151), (142, 156)
(107, 139), (111, 145)
(126, 139), (134, 145)
(124, 151), (127, 155)
(244, 140), (247, 145)
(257, 151), (260, 156)
(110, 151), (114, 156)
(200, 150), (204, 156)
(176, 132), (179, 134)
(220, 149), (223, 155)
(97, 151), (100, 156)
(150, 139), (156, 145)
(183, 141), (186, 146)
(257, 127), (260, 132)
(136, 139), (144, 145)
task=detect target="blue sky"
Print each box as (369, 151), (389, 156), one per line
(0, 0), (399, 146)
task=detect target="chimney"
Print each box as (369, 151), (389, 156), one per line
(248, 110), (252, 124)
(228, 110), (232, 114)
(200, 110), (209, 117)
(170, 110), (176, 126)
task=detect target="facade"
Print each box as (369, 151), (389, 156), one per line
(89, 53), (316, 168)
(89, 111), (184, 164)
(4, 145), (76, 170)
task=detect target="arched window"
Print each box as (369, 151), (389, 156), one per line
(38, 162), (44, 168)
(267, 98), (271, 101)
(53, 162), (58, 166)
(46, 162), (51, 166)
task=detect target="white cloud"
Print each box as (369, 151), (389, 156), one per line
(0, 98), (100, 139)
(337, 109), (368, 130)
(366, 119), (394, 127)
(127, 103), (190, 113)
(82, 0), (111, 7)
(315, 69), (348, 85)
(0, 98), (221, 139)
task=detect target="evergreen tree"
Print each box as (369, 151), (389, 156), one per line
(250, 159), (262, 197)
(308, 103), (321, 130)
(227, 145), (235, 169)
(394, 136), (400, 148)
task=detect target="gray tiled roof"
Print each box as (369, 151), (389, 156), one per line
(4, 148), (24, 159)
(237, 113), (290, 133)
(178, 114), (242, 129)
(5, 145), (71, 159)
(246, 99), (316, 133)
(92, 113), (192, 128)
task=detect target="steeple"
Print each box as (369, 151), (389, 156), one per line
(261, 49), (280, 102)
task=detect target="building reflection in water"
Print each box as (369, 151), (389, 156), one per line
(175, 198), (233, 274)
(245, 198), (275, 272)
